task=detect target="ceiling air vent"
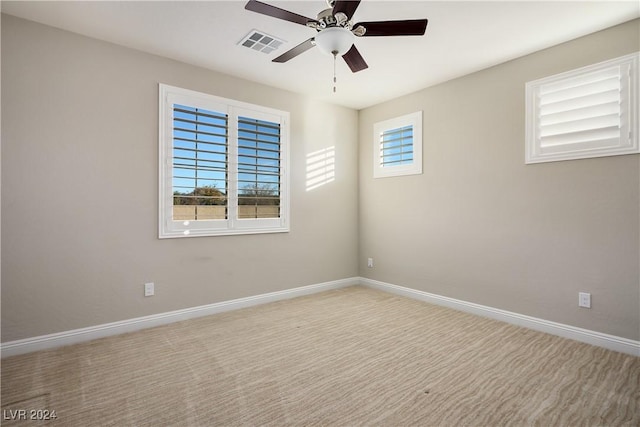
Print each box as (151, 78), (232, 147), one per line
(238, 30), (285, 54)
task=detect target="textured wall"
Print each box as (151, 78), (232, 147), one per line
(1, 15), (359, 341)
(358, 19), (640, 340)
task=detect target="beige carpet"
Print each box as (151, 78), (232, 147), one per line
(2, 286), (639, 426)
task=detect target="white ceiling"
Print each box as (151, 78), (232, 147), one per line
(3, 1), (639, 109)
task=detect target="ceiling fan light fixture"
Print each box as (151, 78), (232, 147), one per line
(314, 27), (354, 56)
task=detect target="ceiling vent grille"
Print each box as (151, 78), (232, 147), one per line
(238, 30), (285, 54)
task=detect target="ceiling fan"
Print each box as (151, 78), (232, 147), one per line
(244, 0), (429, 73)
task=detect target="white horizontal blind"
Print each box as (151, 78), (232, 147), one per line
(380, 125), (414, 167)
(172, 105), (228, 221)
(525, 52), (638, 163)
(237, 116), (281, 219)
(538, 66), (622, 150)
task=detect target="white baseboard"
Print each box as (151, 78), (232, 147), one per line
(0, 277), (359, 358)
(359, 277), (640, 357)
(4, 277), (638, 358)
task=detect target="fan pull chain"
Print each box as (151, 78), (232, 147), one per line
(332, 51), (337, 93)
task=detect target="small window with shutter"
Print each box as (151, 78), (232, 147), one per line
(373, 111), (422, 178)
(525, 52), (638, 164)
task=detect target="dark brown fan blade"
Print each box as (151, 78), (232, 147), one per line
(354, 19), (428, 37)
(342, 45), (368, 73)
(272, 38), (316, 63)
(245, 0), (315, 26)
(332, 0), (361, 20)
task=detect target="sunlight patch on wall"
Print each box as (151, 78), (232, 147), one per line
(306, 146), (335, 191)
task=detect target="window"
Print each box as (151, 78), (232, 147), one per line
(159, 84), (289, 238)
(373, 111), (422, 178)
(525, 52), (639, 164)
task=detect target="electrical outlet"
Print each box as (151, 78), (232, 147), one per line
(144, 282), (155, 297)
(367, 258), (374, 268)
(578, 292), (591, 308)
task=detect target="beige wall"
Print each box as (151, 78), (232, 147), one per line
(1, 15), (359, 342)
(359, 19), (640, 341)
(3, 14), (639, 344)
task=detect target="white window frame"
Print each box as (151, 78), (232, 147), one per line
(525, 52), (639, 164)
(373, 111), (423, 178)
(159, 84), (290, 238)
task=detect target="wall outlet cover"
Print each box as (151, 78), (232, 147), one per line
(144, 282), (155, 297)
(578, 292), (591, 308)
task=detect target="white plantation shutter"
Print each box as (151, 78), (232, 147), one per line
(237, 116), (281, 219)
(526, 53), (638, 163)
(159, 84), (289, 238)
(373, 111), (422, 178)
(539, 67), (622, 147)
(380, 125), (414, 167)
(172, 104), (229, 221)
